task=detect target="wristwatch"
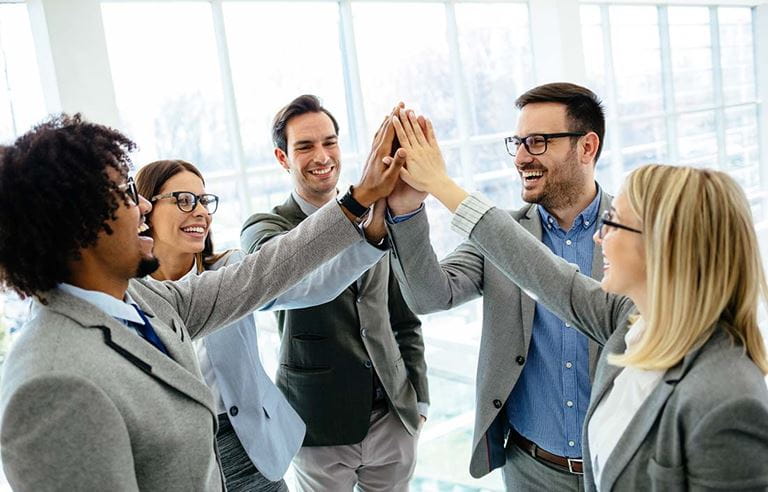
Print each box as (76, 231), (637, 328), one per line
(338, 185), (370, 221)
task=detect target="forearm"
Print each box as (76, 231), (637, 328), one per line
(260, 240), (385, 311)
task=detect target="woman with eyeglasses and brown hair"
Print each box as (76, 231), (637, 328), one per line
(387, 110), (768, 491)
(135, 159), (390, 491)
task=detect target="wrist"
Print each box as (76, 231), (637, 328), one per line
(351, 185), (377, 208)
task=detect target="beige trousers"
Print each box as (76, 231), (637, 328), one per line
(293, 407), (420, 492)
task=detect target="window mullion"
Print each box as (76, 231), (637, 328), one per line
(210, 0), (251, 217)
(601, 5), (622, 192)
(338, 0), (367, 163)
(658, 5), (678, 164)
(710, 6), (726, 172)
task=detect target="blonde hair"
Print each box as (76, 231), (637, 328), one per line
(608, 164), (768, 373)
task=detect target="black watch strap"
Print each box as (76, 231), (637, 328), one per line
(338, 185), (369, 218)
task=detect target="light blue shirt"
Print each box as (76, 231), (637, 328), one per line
(505, 189), (601, 457)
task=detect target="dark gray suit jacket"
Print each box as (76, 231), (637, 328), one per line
(387, 189), (611, 478)
(0, 202), (363, 491)
(241, 195), (429, 446)
(464, 204), (768, 491)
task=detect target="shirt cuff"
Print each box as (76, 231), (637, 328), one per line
(386, 204), (424, 224)
(450, 193), (493, 238)
(417, 402), (429, 419)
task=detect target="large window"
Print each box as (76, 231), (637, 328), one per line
(581, 4), (763, 227)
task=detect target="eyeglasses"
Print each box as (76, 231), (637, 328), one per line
(118, 177), (140, 206)
(150, 191), (219, 214)
(598, 210), (642, 239)
(504, 132), (586, 157)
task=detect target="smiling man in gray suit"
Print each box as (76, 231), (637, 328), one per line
(241, 95), (429, 492)
(0, 113), (403, 491)
(386, 84), (610, 491)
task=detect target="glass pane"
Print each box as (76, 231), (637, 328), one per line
(677, 110), (717, 167)
(102, 2), (230, 174)
(223, 2), (350, 167)
(724, 105), (760, 192)
(581, 5), (607, 102)
(669, 7), (713, 111)
(609, 6), (664, 116)
(719, 7), (755, 105)
(619, 117), (668, 172)
(353, 3), (456, 140)
(0, 3), (47, 143)
(455, 2), (533, 135)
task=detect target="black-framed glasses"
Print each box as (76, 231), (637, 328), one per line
(598, 210), (642, 239)
(118, 177), (140, 206)
(504, 132), (586, 157)
(150, 191), (220, 214)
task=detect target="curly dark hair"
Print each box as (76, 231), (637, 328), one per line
(0, 113), (137, 299)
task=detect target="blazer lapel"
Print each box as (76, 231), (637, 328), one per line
(518, 204), (542, 350)
(44, 289), (216, 416)
(594, 331), (710, 491)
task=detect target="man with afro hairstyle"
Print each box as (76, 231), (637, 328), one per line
(0, 113), (404, 490)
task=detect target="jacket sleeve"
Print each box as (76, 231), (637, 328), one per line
(147, 201), (362, 340)
(467, 206), (633, 346)
(1, 374), (140, 491)
(387, 207), (485, 315)
(387, 265), (429, 408)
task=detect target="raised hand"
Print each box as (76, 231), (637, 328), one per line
(363, 149), (407, 242)
(351, 104), (407, 207)
(392, 108), (468, 213)
(391, 109), (449, 194)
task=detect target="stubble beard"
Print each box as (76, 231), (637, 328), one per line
(525, 149), (585, 213)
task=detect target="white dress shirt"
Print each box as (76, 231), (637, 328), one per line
(587, 317), (664, 490)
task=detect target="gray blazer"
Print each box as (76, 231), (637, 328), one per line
(462, 204), (768, 490)
(241, 195), (429, 446)
(0, 202), (363, 491)
(387, 189), (611, 478)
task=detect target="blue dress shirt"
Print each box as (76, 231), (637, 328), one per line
(506, 190), (601, 457)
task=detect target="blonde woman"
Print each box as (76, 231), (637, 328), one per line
(387, 110), (768, 490)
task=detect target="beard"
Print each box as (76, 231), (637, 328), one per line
(135, 257), (160, 278)
(524, 148), (586, 212)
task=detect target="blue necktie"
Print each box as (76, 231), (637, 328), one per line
(127, 304), (169, 356)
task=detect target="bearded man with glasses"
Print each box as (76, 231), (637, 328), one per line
(385, 82), (612, 491)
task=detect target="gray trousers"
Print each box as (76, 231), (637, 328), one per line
(293, 407), (419, 492)
(217, 413), (290, 492)
(502, 440), (585, 491)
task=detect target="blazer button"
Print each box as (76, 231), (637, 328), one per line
(356, 296), (363, 303)
(360, 328), (368, 337)
(493, 399), (502, 409)
(516, 355), (526, 365)
(229, 406), (239, 417)
(364, 360), (372, 368)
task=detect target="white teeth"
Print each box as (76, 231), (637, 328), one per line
(138, 223), (149, 233)
(182, 227), (205, 234)
(522, 170), (544, 179)
(309, 167), (332, 176)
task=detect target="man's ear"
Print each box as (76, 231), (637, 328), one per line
(581, 132), (600, 166)
(275, 147), (290, 172)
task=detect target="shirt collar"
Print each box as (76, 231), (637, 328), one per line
(58, 282), (143, 324)
(291, 188), (339, 217)
(538, 183), (602, 232)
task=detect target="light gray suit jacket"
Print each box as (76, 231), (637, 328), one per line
(0, 202), (363, 491)
(462, 204), (768, 490)
(387, 190), (611, 478)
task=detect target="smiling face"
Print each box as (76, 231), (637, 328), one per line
(77, 168), (158, 289)
(275, 111), (341, 207)
(514, 102), (593, 212)
(148, 171), (212, 258)
(594, 192), (646, 302)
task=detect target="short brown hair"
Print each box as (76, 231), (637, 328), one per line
(516, 82), (606, 163)
(272, 95), (339, 152)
